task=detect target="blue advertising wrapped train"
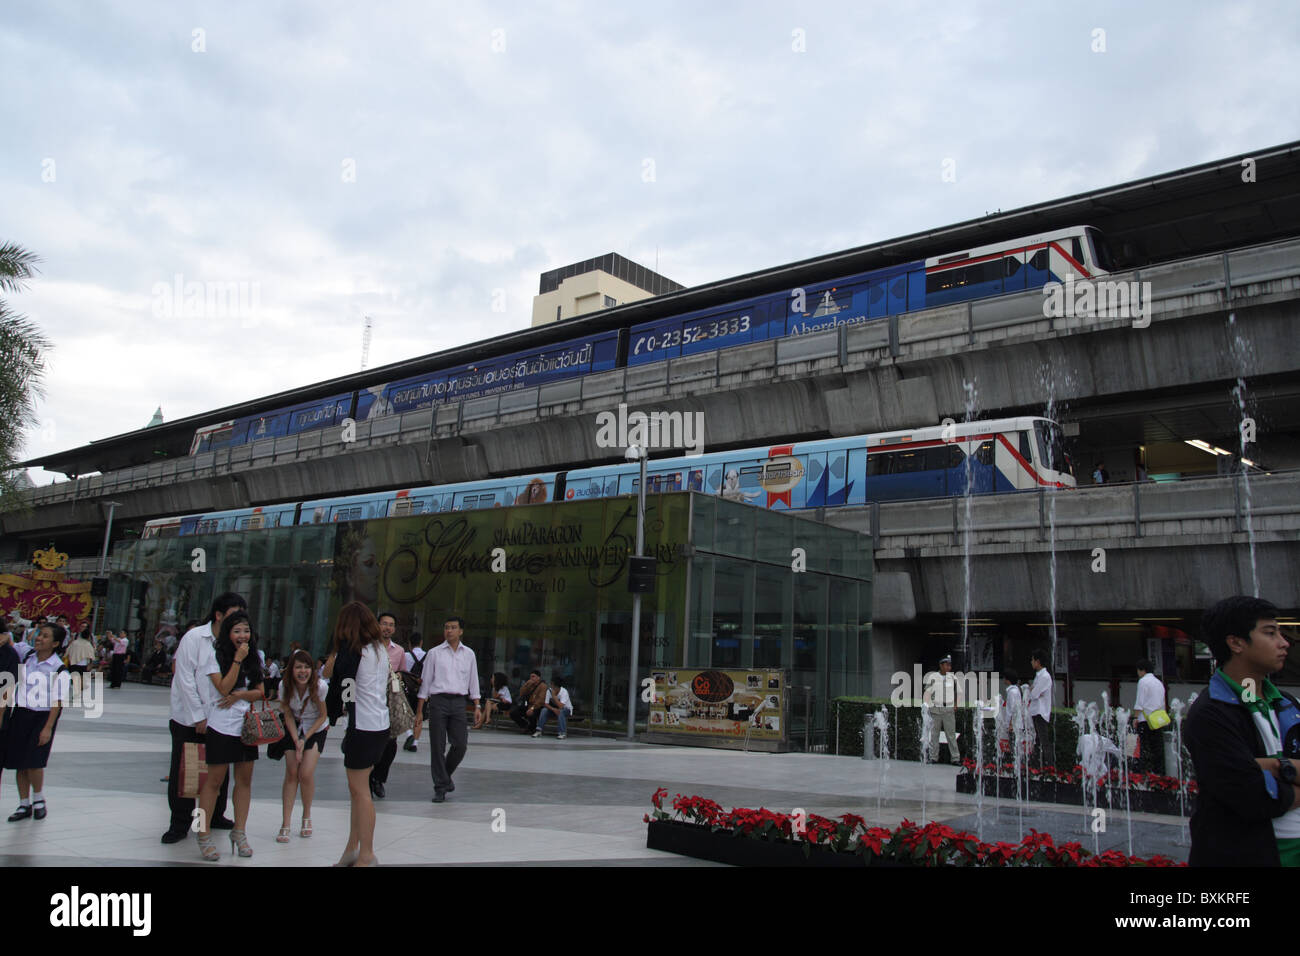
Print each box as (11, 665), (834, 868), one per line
(146, 416), (1074, 539)
(188, 227), (1112, 456)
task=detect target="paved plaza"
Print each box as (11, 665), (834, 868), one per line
(0, 683), (1190, 866)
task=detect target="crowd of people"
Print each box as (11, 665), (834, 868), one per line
(157, 594), (499, 864)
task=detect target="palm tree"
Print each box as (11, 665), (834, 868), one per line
(0, 242), (50, 514)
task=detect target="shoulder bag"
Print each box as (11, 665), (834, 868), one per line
(241, 698), (286, 746)
(387, 656), (415, 739)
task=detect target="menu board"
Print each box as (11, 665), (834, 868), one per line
(648, 669), (785, 742)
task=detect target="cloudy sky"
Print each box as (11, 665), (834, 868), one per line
(3, 1), (1297, 483)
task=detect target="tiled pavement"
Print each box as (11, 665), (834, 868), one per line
(0, 683), (1190, 866)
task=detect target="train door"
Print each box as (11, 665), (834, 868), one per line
(1003, 248), (1027, 294)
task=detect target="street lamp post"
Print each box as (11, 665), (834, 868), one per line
(625, 445), (647, 741)
(93, 501), (122, 633)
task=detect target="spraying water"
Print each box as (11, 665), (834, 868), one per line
(1115, 706), (1135, 857)
(919, 702), (933, 823)
(1171, 698), (1190, 846)
(1229, 312), (1260, 595)
(961, 379), (978, 664)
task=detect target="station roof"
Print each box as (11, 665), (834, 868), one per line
(22, 140), (1300, 477)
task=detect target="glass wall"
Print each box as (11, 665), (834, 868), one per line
(105, 492), (872, 736)
(686, 496), (873, 735)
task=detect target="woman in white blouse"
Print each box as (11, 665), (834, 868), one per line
(325, 602), (389, 867)
(273, 650), (328, 842)
(195, 611), (264, 861)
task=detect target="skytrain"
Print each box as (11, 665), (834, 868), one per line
(187, 227), (1113, 455)
(144, 417), (1074, 538)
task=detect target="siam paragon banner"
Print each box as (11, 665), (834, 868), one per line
(647, 668), (787, 745)
(0, 549), (93, 631)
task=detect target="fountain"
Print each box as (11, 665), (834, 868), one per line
(919, 702), (933, 823)
(1115, 706), (1135, 857)
(1228, 312), (1260, 596)
(972, 698), (986, 840)
(961, 379), (978, 665)
(872, 709), (891, 819)
(1170, 697), (1190, 846)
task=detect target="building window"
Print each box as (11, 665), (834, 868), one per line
(556, 305), (562, 321)
(604, 295), (617, 308)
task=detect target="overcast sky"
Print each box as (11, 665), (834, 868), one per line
(3, 0), (1298, 483)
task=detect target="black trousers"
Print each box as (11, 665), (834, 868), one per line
(110, 654), (126, 688)
(509, 701), (537, 731)
(167, 720), (229, 835)
(1032, 715), (1054, 768)
(370, 738), (398, 785)
(428, 694), (468, 794)
(1137, 725), (1167, 775)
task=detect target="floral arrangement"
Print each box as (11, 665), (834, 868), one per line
(645, 789), (1182, 867)
(958, 759), (1198, 794)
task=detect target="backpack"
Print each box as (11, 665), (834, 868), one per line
(408, 647), (426, 680)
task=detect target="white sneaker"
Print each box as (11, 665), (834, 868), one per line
(532, 730), (542, 738)
(557, 734), (567, 740)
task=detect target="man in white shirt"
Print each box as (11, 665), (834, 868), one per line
(1026, 649), (1054, 768)
(403, 633), (426, 752)
(1131, 658), (1168, 775)
(923, 656), (963, 765)
(161, 592), (246, 844)
(533, 675), (573, 739)
(414, 616), (481, 802)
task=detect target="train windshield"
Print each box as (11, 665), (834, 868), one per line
(1034, 421), (1072, 477)
(1086, 228), (1115, 273)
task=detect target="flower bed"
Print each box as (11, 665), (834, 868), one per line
(644, 789), (1182, 867)
(955, 761), (1197, 815)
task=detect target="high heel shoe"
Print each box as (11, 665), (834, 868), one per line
(197, 833), (220, 861)
(229, 829), (253, 857)
(300, 817), (313, 838)
(276, 826), (291, 843)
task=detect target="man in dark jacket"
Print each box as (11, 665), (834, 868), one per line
(509, 670), (546, 733)
(1185, 596), (1300, 866)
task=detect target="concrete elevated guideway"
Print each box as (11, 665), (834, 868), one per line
(6, 237), (1300, 551)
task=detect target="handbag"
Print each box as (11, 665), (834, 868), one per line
(241, 699), (286, 746)
(1146, 708), (1171, 730)
(180, 741), (208, 798)
(387, 659), (415, 739)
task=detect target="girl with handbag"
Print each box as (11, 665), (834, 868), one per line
(196, 611), (264, 861)
(324, 601), (388, 867)
(272, 650), (328, 842)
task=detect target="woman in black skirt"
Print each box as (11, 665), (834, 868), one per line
(195, 611), (263, 861)
(271, 650), (328, 842)
(323, 602), (389, 867)
(4, 625), (69, 822)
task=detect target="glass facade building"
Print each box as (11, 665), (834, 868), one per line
(105, 493), (872, 734)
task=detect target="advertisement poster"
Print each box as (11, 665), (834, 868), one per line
(648, 668), (785, 743)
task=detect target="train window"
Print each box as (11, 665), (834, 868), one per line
(975, 440), (995, 465)
(1020, 431), (1033, 462)
(867, 453), (890, 477)
(763, 462), (792, 480)
(941, 445), (964, 469)
(1087, 229), (1115, 272)
(1030, 249), (1049, 272)
(240, 515), (264, 530)
(336, 506), (363, 521)
(391, 498), (421, 517)
(891, 450), (926, 473)
(1071, 237), (1085, 264)
(1004, 255), (1021, 277)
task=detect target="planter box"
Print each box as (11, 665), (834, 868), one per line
(646, 819), (868, 867)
